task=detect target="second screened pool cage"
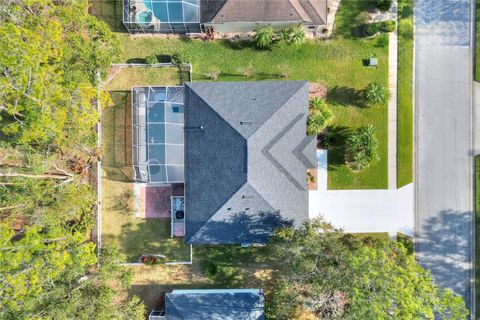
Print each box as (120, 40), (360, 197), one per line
(123, 0), (202, 33)
(132, 86), (185, 184)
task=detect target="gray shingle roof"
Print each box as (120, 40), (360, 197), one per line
(184, 81), (316, 244)
(165, 289), (265, 320)
(202, 0), (328, 26)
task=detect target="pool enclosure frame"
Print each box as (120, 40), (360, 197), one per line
(122, 0), (202, 33)
(132, 86), (185, 184)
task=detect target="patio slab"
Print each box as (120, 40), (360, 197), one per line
(134, 184), (184, 219)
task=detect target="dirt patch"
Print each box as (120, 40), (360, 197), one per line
(309, 82), (328, 99)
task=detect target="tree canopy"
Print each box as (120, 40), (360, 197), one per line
(0, 0), (117, 151)
(267, 218), (468, 320)
(0, 1), (144, 318)
(0, 224), (145, 319)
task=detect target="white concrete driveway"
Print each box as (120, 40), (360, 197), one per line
(308, 150), (414, 235)
(309, 185), (414, 235)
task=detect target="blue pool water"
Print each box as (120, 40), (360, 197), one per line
(144, 0), (199, 23)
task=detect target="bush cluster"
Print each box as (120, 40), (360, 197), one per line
(253, 24), (306, 49)
(376, 0), (392, 11)
(365, 20), (396, 36)
(307, 98), (333, 136)
(346, 124), (379, 171)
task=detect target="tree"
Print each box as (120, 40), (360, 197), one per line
(0, 224), (145, 319)
(267, 218), (469, 320)
(345, 124), (379, 170)
(0, 0), (117, 152)
(364, 82), (390, 105)
(376, 0), (392, 11)
(307, 98), (333, 136)
(0, 145), (96, 229)
(278, 24), (306, 47)
(253, 26), (274, 49)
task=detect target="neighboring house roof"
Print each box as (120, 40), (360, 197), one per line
(165, 289), (265, 320)
(184, 81), (316, 244)
(201, 0), (327, 25)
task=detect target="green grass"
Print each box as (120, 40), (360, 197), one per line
(114, 0), (389, 189)
(476, 155), (480, 313)
(476, 0), (480, 81)
(103, 67), (184, 91)
(397, 0), (414, 187)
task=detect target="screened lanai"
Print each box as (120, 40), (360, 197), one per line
(132, 86), (185, 183)
(123, 0), (201, 33)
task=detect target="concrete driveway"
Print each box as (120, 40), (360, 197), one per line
(309, 150), (414, 235)
(414, 0), (474, 311)
(309, 184), (414, 235)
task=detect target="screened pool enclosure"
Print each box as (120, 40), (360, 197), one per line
(132, 87), (185, 183)
(123, 0), (201, 33)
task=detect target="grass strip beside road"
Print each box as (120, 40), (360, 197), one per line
(397, 0), (414, 187)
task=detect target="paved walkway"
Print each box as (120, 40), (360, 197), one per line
(309, 150), (414, 235)
(388, 30), (398, 189)
(414, 0), (474, 311)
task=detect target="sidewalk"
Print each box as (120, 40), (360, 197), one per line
(388, 30), (398, 189)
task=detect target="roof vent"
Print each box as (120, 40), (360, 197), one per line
(184, 126), (204, 132)
(240, 121), (253, 125)
(242, 195), (254, 199)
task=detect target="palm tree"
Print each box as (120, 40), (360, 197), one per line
(307, 98), (333, 136)
(364, 83), (390, 105)
(289, 24), (306, 46)
(346, 124), (379, 170)
(253, 26), (274, 49)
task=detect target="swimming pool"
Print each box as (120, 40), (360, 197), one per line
(144, 0), (199, 23)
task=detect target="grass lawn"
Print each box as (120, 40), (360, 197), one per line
(114, 0), (389, 189)
(103, 67), (185, 91)
(397, 0), (414, 188)
(126, 246), (276, 310)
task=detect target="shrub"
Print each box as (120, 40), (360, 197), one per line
(277, 25), (306, 46)
(289, 24), (306, 46)
(376, 34), (389, 47)
(146, 54), (158, 65)
(366, 23), (380, 36)
(399, 4), (413, 19)
(398, 19), (414, 40)
(307, 98), (333, 136)
(319, 130), (336, 149)
(205, 66), (221, 80)
(253, 26), (274, 49)
(203, 26), (215, 41)
(376, 0), (392, 11)
(364, 83), (390, 105)
(278, 28), (291, 45)
(140, 254), (166, 265)
(346, 124), (379, 171)
(380, 20), (396, 32)
(170, 51), (192, 66)
(201, 260), (218, 277)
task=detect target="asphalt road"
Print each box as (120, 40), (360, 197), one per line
(414, 0), (474, 312)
